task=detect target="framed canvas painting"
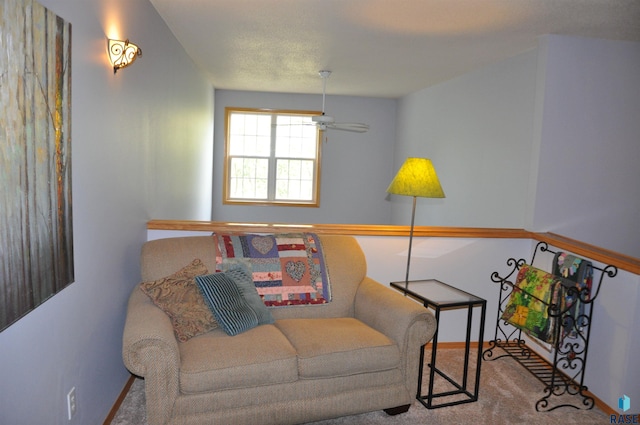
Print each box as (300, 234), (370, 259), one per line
(1, 0), (73, 331)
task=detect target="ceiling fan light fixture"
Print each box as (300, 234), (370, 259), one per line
(312, 69), (369, 134)
(312, 115), (335, 124)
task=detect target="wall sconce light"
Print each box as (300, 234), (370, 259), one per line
(107, 38), (142, 74)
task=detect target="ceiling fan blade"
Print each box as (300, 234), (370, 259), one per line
(326, 122), (370, 133)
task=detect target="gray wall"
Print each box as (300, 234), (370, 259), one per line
(0, 1), (213, 424)
(394, 36), (640, 259)
(212, 90), (397, 224)
(532, 35), (640, 258)
(394, 48), (539, 228)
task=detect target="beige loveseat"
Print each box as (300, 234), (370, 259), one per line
(122, 234), (437, 425)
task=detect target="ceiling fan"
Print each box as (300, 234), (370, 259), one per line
(312, 70), (369, 133)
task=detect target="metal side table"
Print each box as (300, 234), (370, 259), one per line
(391, 279), (486, 409)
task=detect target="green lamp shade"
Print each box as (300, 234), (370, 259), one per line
(387, 157), (445, 198)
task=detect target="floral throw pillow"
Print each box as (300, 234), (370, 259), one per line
(140, 259), (218, 342)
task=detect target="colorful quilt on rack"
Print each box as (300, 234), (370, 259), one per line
(552, 252), (593, 338)
(213, 232), (331, 307)
(501, 264), (565, 344)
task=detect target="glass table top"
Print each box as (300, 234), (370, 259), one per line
(390, 279), (485, 307)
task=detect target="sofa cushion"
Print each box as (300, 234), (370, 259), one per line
(275, 318), (401, 379)
(179, 324), (298, 394)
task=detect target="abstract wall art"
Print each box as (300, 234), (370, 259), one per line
(1, 0), (73, 331)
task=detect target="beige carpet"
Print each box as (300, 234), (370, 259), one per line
(110, 348), (610, 425)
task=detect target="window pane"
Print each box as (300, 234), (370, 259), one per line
(228, 135), (243, 156)
(275, 179), (288, 199)
(229, 113), (272, 157)
(256, 159), (269, 179)
(256, 136), (271, 157)
(256, 115), (271, 135)
(300, 180), (312, 200)
(290, 138), (302, 158)
(225, 109), (319, 205)
(244, 114), (257, 135)
(275, 138), (290, 158)
(301, 160), (314, 180)
(289, 160), (301, 179)
(229, 157), (268, 199)
(275, 115), (315, 159)
(239, 114), (269, 137)
(275, 159), (314, 201)
(300, 137), (316, 158)
(288, 180), (301, 199)
(255, 177), (268, 198)
(276, 160), (288, 179)
(276, 116), (291, 138)
(229, 114), (246, 135)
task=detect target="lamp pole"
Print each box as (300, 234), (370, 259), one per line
(404, 196), (417, 290)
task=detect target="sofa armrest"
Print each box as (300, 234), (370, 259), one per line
(354, 277), (437, 397)
(122, 287), (180, 425)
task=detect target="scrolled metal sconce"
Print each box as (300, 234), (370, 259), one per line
(107, 38), (142, 74)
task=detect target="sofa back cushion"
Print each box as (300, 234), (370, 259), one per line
(140, 234), (367, 320)
(141, 236), (218, 282)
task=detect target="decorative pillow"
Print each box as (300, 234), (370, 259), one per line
(139, 259), (218, 342)
(223, 266), (274, 325)
(195, 273), (259, 336)
(501, 264), (564, 344)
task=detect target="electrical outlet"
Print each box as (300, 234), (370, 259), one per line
(67, 387), (76, 420)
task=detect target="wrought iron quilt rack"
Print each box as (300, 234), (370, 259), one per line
(482, 241), (617, 411)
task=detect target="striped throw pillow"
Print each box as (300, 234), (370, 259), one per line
(196, 273), (258, 336)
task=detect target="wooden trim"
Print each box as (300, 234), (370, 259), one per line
(103, 374), (136, 425)
(146, 220), (639, 274)
(592, 394), (616, 416)
(533, 232), (640, 274)
(146, 220), (532, 238)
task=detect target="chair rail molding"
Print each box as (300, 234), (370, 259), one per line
(146, 220), (640, 274)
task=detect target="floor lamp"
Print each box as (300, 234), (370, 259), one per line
(387, 158), (445, 289)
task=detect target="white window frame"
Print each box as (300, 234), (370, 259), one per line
(223, 107), (322, 207)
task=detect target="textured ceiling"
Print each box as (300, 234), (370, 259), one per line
(149, 0), (640, 98)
